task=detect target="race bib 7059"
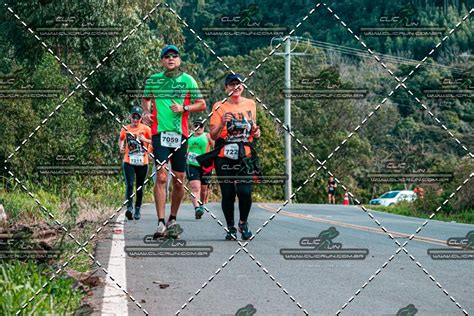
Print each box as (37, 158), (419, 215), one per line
(160, 132), (182, 148)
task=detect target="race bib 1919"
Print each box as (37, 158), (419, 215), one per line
(223, 143), (239, 160)
(160, 132), (182, 148)
(129, 153), (145, 166)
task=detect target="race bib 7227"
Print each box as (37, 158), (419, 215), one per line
(223, 143), (239, 160)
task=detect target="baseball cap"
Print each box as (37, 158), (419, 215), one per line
(193, 117), (204, 125)
(160, 44), (180, 58)
(130, 106), (143, 116)
(224, 73), (243, 86)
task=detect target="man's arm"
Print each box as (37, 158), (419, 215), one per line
(170, 98), (206, 113)
(142, 98), (153, 126)
(189, 98), (206, 112)
(142, 97), (151, 112)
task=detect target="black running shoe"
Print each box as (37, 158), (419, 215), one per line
(225, 226), (237, 240)
(166, 220), (183, 239)
(134, 207), (141, 220)
(195, 206), (204, 219)
(238, 222), (252, 240)
(125, 207), (133, 220)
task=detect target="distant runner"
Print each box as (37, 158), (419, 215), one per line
(327, 175), (337, 204)
(142, 44), (206, 238)
(198, 73), (261, 240)
(119, 106), (152, 221)
(186, 117), (214, 219)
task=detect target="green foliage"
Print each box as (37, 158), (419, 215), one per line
(0, 0), (472, 210)
(0, 261), (83, 315)
(0, 187), (62, 223)
(367, 201), (474, 224)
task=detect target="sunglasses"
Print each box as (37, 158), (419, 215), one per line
(163, 53), (179, 59)
(227, 81), (242, 88)
(131, 114), (141, 120)
(194, 124), (204, 128)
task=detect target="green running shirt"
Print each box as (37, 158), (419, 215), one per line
(143, 72), (202, 136)
(187, 133), (211, 167)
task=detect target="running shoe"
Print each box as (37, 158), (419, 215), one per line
(225, 226), (237, 241)
(153, 221), (167, 239)
(125, 207), (133, 221)
(134, 207), (141, 220)
(166, 220), (183, 239)
(238, 222), (252, 240)
(195, 206), (204, 219)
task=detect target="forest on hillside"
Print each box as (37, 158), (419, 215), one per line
(0, 0), (472, 215)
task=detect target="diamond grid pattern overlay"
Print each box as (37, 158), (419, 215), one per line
(170, 4), (472, 315)
(2, 1), (472, 315)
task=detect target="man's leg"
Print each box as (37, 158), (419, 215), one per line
(168, 141), (188, 219)
(154, 165), (168, 220)
(152, 134), (169, 222)
(170, 171), (185, 217)
(327, 193), (331, 204)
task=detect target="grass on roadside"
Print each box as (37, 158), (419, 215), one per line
(364, 202), (474, 224)
(0, 260), (84, 315)
(0, 178), (130, 315)
(0, 188), (62, 224)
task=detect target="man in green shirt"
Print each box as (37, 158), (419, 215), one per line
(186, 118), (214, 219)
(142, 44), (206, 238)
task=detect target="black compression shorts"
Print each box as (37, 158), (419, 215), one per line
(152, 133), (188, 173)
(186, 164), (211, 185)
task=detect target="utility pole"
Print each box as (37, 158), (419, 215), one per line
(284, 38), (292, 203)
(273, 36), (309, 203)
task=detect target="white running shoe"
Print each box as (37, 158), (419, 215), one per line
(153, 222), (167, 239)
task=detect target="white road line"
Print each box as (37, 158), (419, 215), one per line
(101, 212), (129, 316)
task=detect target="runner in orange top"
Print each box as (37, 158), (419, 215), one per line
(119, 106), (152, 220)
(209, 73), (261, 240)
(210, 97), (256, 158)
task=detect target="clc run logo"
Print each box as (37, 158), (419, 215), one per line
(280, 227), (369, 260)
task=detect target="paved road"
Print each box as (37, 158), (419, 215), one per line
(94, 203), (473, 316)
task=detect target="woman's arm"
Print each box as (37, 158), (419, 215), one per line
(210, 123), (223, 141)
(119, 136), (125, 153)
(138, 134), (152, 144)
(206, 132), (215, 147)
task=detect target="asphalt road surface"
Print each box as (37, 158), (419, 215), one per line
(93, 203), (473, 316)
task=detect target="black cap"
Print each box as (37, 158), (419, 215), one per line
(130, 106), (143, 116)
(193, 117), (204, 125)
(224, 73), (243, 86)
(160, 44), (180, 58)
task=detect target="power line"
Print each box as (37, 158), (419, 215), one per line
(297, 37), (466, 74)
